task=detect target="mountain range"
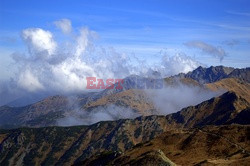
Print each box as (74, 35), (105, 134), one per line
(0, 65), (249, 165)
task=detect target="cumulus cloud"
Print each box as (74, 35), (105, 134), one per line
(8, 25), (138, 97)
(0, 19), (205, 106)
(53, 19), (72, 34)
(184, 41), (226, 62)
(157, 52), (202, 76)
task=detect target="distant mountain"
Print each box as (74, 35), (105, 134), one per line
(176, 66), (250, 83)
(6, 93), (51, 107)
(0, 95), (69, 128)
(228, 67), (250, 82)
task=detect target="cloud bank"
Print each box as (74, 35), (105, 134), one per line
(0, 19), (203, 106)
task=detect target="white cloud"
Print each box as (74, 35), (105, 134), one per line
(13, 26), (136, 95)
(22, 28), (57, 57)
(150, 51), (202, 77)
(17, 69), (44, 92)
(75, 27), (91, 58)
(184, 41), (226, 62)
(53, 19), (72, 34)
(49, 58), (96, 92)
(160, 53), (202, 76)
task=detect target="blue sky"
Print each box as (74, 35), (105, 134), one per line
(0, 0), (250, 80)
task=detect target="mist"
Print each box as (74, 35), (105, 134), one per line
(145, 81), (224, 115)
(57, 104), (140, 126)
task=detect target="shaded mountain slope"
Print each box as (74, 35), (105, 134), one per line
(1, 124), (249, 165)
(0, 115), (170, 165)
(111, 125), (250, 166)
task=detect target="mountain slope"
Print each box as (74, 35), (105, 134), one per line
(0, 96), (70, 128)
(206, 78), (250, 103)
(0, 89), (249, 165)
(1, 124), (249, 165)
(79, 149), (176, 166)
(0, 115), (170, 165)
(168, 91), (250, 128)
(111, 125), (250, 166)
